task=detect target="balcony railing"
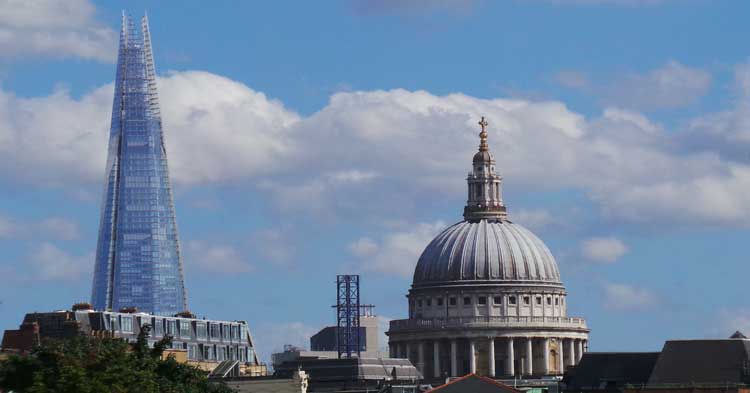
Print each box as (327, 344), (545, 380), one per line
(389, 315), (587, 331)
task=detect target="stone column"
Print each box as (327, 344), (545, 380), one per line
(418, 341), (425, 376)
(525, 338), (533, 375)
(558, 339), (565, 374)
(567, 338), (575, 366)
(469, 339), (477, 374)
(450, 339), (458, 377)
(542, 338), (550, 375)
(488, 337), (496, 377)
(506, 338), (515, 376)
(433, 341), (441, 378)
(576, 339), (583, 363)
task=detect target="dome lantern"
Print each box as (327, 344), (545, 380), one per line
(464, 116), (507, 222)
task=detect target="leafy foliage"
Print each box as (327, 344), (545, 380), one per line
(0, 324), (234, 393)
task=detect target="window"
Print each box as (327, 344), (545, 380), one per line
(555, 298), (559, 306)
(188, 344), (197, 360)
(536, 297), (542, 305)
(180, 320), (191, 337)
(167, 320), (177, 336)
(463, 297), (472, 306)
(523, 296), (530, 305)
(111, 316), (120, 332)
(437, 298), (444, 306)
(426, 299), (432, 307)
(223, 325), (230, 340)
(417, 299), (423, 307)
(153, 318), (164, 336)
(121, 316), (133, 333)
(196, 323), (207, 339)
(547, 297), (552, 306)
(478, 296), (487, 305)
(493, 296), (502, 305)
(509, 296), (517, 305)
(449, 297), (457, 306)
(210, 323), (220, 339)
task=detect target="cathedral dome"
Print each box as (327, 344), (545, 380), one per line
(412, 116), (562, 289)
(412, 219), (561, 287)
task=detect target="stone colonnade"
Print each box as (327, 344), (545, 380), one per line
(390, 337), (587, 378)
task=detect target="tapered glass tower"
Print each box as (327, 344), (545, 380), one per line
(91, 13), (187, 315)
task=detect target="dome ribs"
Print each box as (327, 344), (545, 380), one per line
(411, 221), (563, 287)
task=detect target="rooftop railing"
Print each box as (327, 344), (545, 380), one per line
(389, 315), (587, 331)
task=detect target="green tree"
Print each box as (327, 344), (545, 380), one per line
(0, 325), (234, 393)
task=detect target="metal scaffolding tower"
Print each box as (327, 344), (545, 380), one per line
(336, 275), (361, 359)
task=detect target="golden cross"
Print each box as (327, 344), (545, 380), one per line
(478, 116), (489, 133)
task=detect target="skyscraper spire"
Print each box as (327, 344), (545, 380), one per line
(463, 116), (507, 222)
(91, 13), (187, 316)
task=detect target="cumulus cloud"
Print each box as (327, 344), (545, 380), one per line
(0, 214), (80, 241)
(351, 221), (446, 278)
(27, 242), (92, 281)
(351, 0), (476, 16)
(0, 0), (116, 61)
(251, 229), (296, 267)
(512, 208), (557, 231)
(554, 70), (591, 90)
(185, 240), (254, 274)
(581, 236), (628, 263)
(602, 283), (659, 311)
(349, 237), (380, 258)
(520, 0), (672, 5)
(2, 67), (750, 228)
(252, 321), (318, 363)
(558, 62), (712, 110)
(603, 61), (712, 110)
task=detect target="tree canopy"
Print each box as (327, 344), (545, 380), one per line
(0, 325), (233, 393)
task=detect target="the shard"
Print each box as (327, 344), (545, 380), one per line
(91, 13), (187, 315)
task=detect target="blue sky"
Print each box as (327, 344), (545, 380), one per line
(1, 0), (750, 363)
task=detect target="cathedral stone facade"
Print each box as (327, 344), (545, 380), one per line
(386, 117), (589, 379)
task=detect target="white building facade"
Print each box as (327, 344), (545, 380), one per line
(386, 117), (589, 379)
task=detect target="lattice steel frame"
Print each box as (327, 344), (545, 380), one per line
(336, 275), (361, 359)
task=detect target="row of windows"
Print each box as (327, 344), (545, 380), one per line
(184, 343), (252, 362)
(104, 314), (246, 343)
(414, 295), (564, 308)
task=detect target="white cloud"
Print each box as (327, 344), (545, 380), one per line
(185, 240), (254, 274)
(2, 67), (750, 229)
(512, 208), (556, 231)
(0, 0), (116, 61)
(352, 0), (476, 16)
(352, 221), (446, 278)
(603, 61), (712, 110)
(349, 237), (379, 258)
(0, 214), (80, 241)
(34, 217), (81, 241)
(520, 0), (672, 5)
(0, 215), (15, 238)
(602, 282), (659, 311)
(554, 70), (591, 90)
(251, 229), (296, 267)
(27, 242), (92, 281)
(253, 321), (318, 364)
(716, 308), (750, 338)
(581, 237), (628, 263)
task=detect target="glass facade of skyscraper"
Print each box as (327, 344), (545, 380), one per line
(91, 14), (187, 316)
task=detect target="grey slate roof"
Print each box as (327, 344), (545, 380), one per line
(647, 340), (750, 384)
(562, 352), (660, 391)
